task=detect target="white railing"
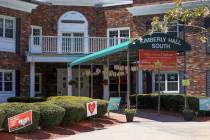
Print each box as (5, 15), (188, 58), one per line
(29, 36), (130, 54)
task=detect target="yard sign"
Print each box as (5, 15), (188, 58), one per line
(86, 101), (97, 117)
(199, 98), (210, 111)
(8, 110), (32, 132)
(108, 97), (121, 111)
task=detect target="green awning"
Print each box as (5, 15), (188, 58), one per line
(70, 40), (134, 67)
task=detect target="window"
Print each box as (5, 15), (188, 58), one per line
(0, 70), (15, 93)
(0, 16), (15, 39)
(154, 72), (179, 93)
(35, 73), (42, 94)
(31, 25), (42, 46)
(107, 27), (130, 46)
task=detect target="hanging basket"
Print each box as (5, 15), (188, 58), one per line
(103, 79), (108, 85)
(68, 80), (77, 86)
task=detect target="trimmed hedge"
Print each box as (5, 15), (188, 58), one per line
(130, 94), (209, 114)
(48, 96), (108, 118)
(95, 99), (108, 117)
(0, 103), (40, 133)
(7, 97), (46, 103)
(49, 100), (86, 124)
(0, 109), (5, 129)
(35, 102), (65, 128)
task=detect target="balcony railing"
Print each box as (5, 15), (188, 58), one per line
(29, 36), (130, 54)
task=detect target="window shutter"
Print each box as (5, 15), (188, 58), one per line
(15, 70), (20, 96)
(16, 17), (21, 55)
(179, 71), (185, 94)
(206, 70), (210, 97)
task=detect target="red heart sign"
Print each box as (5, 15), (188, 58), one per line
(88, 102), (96, 114)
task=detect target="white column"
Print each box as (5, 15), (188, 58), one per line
(137, 69), (143, 94)
(78, 65), (81, 96)
(57, 34), (62, 54)
(103, 65), (110, 100)
(84, 36), (89, 53)
(67, 66), (73, 96)
(30, 62), (35, 97)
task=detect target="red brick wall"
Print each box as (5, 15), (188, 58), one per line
(30, 5), (97, 36)
(0, 6), (31, 96)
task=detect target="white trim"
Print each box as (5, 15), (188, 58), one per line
(38, 0), (132, 7)
(31, 25), (42, 35)
(152, 71), (179, 94)
(0, 0), (38, 13)
(27, 54), (83, 62)
(107, 27), (130, 37)
(35, 73), (42, 95)
(127, 0), (210, 16)
(0, 15), (16, 52)
(0, 69), (16, 94)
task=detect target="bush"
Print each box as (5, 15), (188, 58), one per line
(0, 103), (40, 133)
(130, 94), (207, 114)
(49, 100), (86, 124)
(95, 99), (108, 117)
(7, 97), (46, 103)
(35, 102), (65, 129)
(48, 96), (108, 119)
(0, 109), (6, 129)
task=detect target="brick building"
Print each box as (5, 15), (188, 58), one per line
(0, 0), (209, 102)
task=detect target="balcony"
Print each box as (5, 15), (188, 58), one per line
(29, 36), (130, 54)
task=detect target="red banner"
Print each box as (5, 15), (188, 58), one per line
(139, 50), (177, 71)
(8, 110), (32, 132)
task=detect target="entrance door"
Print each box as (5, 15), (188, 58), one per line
(57, 69), (67, 96)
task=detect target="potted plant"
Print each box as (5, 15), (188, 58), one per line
(124, 108), (136, 122)
(183, 109), (194, 121)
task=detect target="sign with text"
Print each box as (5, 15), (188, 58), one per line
(139, 50), (177, 71)
(8, 110), (32, 132)
(108, 97), (121, 111)
(199, 98), (210, 111)
(138, 33), (191, 51)
(86, 101), (97, 117)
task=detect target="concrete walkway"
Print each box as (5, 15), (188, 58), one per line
(54, 112), (210, 140)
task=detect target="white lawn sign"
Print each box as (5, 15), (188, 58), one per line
(86, 101), (97, 117)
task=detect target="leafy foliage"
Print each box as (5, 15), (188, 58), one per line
(150, 0), (209, 33)
(0, 103), (40, 133)
(35, 102), (65, 129)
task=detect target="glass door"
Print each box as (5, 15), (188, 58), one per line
(62, 32), (84, 53)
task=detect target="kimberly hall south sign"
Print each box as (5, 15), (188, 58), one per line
(139, 33), (192, 51)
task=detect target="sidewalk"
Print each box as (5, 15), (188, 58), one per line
(54, 112), (210, 140)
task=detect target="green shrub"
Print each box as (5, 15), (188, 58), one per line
(95, 99), (108, 117)
(130, 94), (207, 114)
(0, 103), (40, 133)
(49, 100), (86, 124)
(7, 97), (46, 103)
(35, 102), (65, 128)
(0, 109), (6, 129)
(48, 96), (108, 119)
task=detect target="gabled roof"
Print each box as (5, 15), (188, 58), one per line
(0, 0), (38, 13)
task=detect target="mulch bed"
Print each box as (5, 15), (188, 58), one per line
(0, 113), (126, 140)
